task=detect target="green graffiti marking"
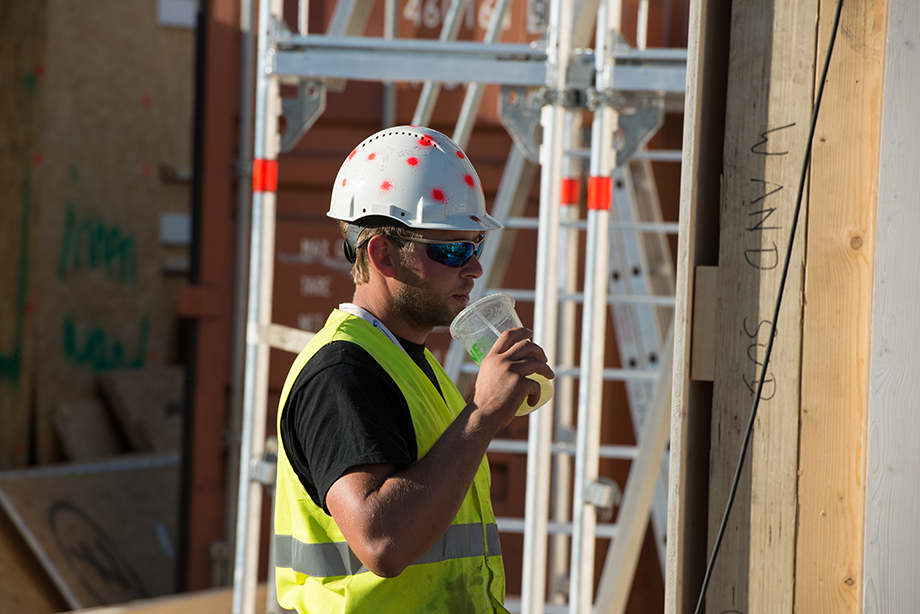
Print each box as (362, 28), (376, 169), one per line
(0, 169), (32, 381)
(58, 204), (138, 285)
(62, 313), (149, 371)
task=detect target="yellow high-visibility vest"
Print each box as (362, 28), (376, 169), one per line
(274, 309), (508, 613)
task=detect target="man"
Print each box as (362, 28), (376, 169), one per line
(273, 126), (554, 613)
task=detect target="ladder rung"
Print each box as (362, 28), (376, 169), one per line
(502, 598), (568, 614)
(495, 517), (618, 539)
(488, 438), (640, 459)
(564, 147), (683, 163)
(460, 363), (660, 382)
(504, 216), (679, 233)
(493, 288), (676, 307)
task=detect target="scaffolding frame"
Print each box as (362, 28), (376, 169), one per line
(230, 0), (686, 612)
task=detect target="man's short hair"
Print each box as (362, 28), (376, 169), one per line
(339, 221), (420, 284)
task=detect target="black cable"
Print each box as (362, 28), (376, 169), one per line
(693, 1), (846, 612)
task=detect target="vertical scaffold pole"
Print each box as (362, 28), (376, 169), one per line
(569, 0), (619, 610)
(233, 0), (282, 612)
(548, 109), (582, 605)
(522, 0), (573, 608)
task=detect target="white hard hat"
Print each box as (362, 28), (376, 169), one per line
(328, 126), (503, 233)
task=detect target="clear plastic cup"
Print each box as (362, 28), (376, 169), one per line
(449, 293), (554, 416)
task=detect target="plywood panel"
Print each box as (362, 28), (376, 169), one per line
(33, 0), (193, 463)
(0, 0), (46, 468)
(0, 503), (68, 614)
(795, 1), (886, 612)
(708, 0), (816, 611)
(863, 1), (920, 611)
(0, 454), (180, 609)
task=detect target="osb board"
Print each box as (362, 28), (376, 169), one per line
(0, 501), (68, 614)
(707, 0), (816, 611)
(0, 454), (180, 610)
(0, 0), (46, 468)
(98, 366), (185, 452)
(55, 398), (128, 461)
(32, 0), (195, 463)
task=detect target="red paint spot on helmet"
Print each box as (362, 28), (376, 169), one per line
(432, 188), (446, 202)
(348, 148), (358, 161)
(342, 178), (347, 187)
(368, 152), (376, 160)
(406, 157), (419, 166)
(463, 174), (475, 187)
(381, 180), (392, 191)
(418, 136), (435, 147)
(456, 151), (465, 159)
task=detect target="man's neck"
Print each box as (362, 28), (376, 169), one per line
(350, 289), (430, 345)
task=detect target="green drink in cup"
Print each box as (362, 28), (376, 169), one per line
(450, 293), (554, 416)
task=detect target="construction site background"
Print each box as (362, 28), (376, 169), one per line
(0, 0), (686, 611)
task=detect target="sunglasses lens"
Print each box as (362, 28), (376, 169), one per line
(426, 242), (476, 267)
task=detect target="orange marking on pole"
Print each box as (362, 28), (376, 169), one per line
(560, 177), (580, 205)
(587, 176), (611, 210)
(253, 159), (278, 192)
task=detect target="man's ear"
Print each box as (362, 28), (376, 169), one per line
(366, 234), (398, 279)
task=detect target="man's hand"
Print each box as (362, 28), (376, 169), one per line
(471, 327), (555, 431)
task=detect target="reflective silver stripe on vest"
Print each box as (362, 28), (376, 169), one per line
(275, 522), (502, 578)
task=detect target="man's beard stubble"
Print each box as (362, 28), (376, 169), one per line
(391, 264), (460, 333)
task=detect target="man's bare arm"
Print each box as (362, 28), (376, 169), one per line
(325, 327), (554, 577)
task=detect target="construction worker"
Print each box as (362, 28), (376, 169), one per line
(273, 126), (554, 613)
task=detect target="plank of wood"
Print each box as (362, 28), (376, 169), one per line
(708, 0), (816, 611)
(98, 366), (185, 452)
(55, 399), (128, 460)
(0, 454), (180, 609)
(70, 584), (271, 614)
(666, 0), (731, 609)
(863, 0), (919, 611)
(795, 0), (886, 612)
(690, 266), (717, 382)
(0, 501), (69, 614)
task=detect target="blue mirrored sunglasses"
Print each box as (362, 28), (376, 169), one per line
(401, 234), (485, 268)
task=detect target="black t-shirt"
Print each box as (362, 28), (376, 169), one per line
(279, 336), (444, 514)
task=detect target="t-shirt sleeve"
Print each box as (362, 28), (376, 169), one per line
(279, 340), (418, 514)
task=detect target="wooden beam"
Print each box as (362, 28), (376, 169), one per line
(71, 584), (269, 614)
(795, 0), (886, 612)
(708, 0), (817, 611)
(863, 0), (920, 610)
(666, 0), (730, 609)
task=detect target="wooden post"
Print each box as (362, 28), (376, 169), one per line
(666, 0), (731, 609)
(796, 0), (887, 612)
(707, 0), (817, 611)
